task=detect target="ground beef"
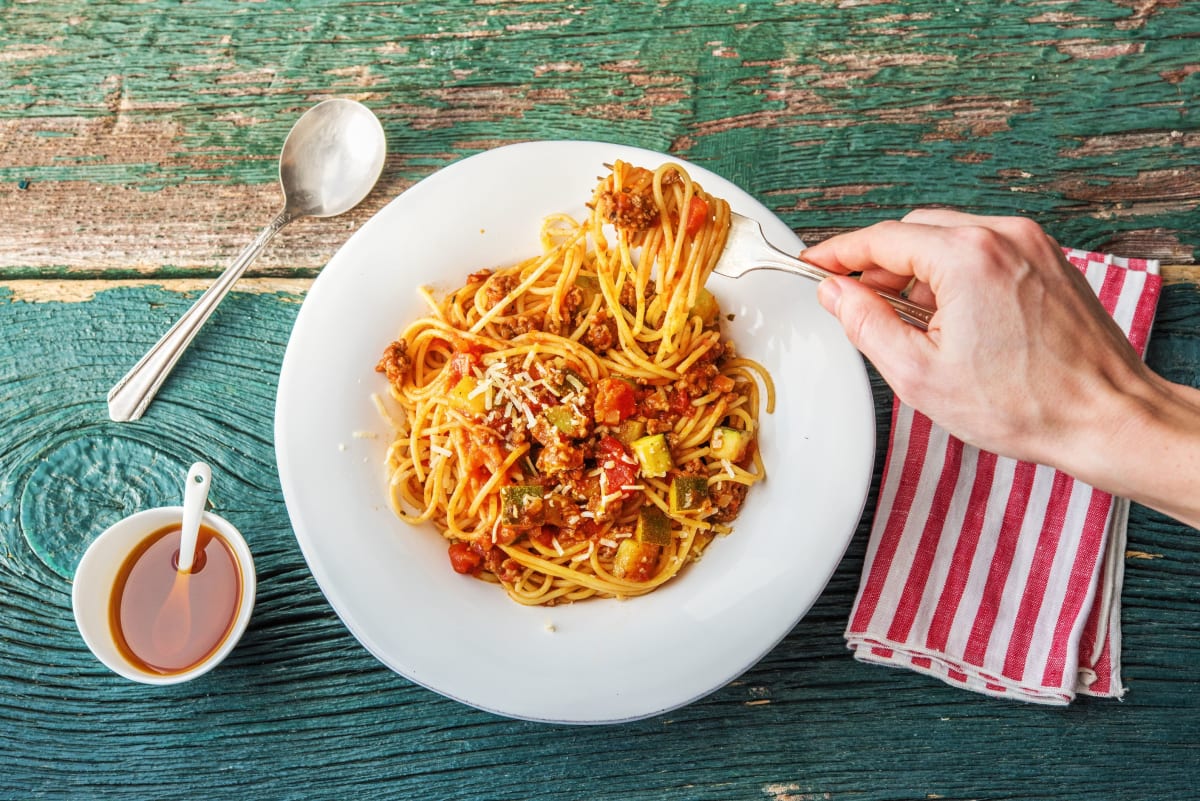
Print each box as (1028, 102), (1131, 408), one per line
(480, 273), (518, 310)
(596, 165), (678, 233)
(600, 188), (658, 232)
(561, 285), (585, 315)
(536, 436), (586, 475)
(710, 481), (749, 524)
(494, 313), (541, 339)
(645, 417), (674, 435)
(375, 339), (411, 387)
(618, 279), (657, 313)
(581, 308), (617, 352)
(677, 363), (719, 397)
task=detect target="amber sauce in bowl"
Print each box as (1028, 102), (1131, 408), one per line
(73, 507), (256, 685)
(110, 523), (242, 675)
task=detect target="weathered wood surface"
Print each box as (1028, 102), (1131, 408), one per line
(2, 1), (1198, 799)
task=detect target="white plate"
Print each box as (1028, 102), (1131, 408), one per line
(275, 140), (875, 724)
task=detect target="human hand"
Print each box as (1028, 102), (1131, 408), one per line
(804, 210), (1153, 468)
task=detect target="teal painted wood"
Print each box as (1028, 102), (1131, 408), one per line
(2, 0), (1199, 797)
(1, 0), (1196, 278)
(1, 281), (1199, 800)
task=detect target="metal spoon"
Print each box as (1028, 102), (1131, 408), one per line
(107, 98), (387, 422)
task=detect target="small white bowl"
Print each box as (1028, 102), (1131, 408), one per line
(72, 506), (256, 685)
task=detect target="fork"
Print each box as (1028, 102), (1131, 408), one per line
(713, 212), (934, 330)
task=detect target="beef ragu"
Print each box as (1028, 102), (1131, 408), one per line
(375, 161), (773, 606)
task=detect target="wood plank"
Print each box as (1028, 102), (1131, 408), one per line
(2, 0), (1199, 797)
(2, 0), (1196, 278)
(1, 274), (1199, 799)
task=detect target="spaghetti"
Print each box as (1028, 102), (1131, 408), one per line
(376, 161), (774, 605)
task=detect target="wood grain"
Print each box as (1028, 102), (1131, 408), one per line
(2, 0), (1199, 799)
(2, 0), (1196, 278)
(1, 281), (1199, 800)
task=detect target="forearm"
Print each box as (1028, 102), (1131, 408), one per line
(1064, 373), (1200, 530)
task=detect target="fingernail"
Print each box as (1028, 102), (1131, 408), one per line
(817, 277), (842, 315)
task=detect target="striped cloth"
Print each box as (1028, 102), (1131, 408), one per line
(845, 248), (1162, 704)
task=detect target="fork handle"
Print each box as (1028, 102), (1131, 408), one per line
(751, 254), (933, 331)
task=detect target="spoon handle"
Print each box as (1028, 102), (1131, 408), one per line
(176, 462), (212, 573)
(107, 209), (296, 422)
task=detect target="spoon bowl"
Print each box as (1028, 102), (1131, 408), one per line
(280, 99), (387, 218)
(107, 98), (387, 422)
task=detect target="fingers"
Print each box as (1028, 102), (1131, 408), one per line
(902, 208), (996, 227)
(801, 220), (966, 290)
(817, 276), (932, 394)
(803, 212), (1058, 299)
(904, 209), (1061, 260)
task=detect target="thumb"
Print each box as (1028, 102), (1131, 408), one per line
(817, 276), (932, 382)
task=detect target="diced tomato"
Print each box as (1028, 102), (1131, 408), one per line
(594, 377), (637, 425)
(596, 435), (639, 499)
(447, 541), (483, 576)
(446, 353), (478, 385)
(445, 343), (487, 385)
(684, 195), (709, 237)
(669, 388), (692, 416)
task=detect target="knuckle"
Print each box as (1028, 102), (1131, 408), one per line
(871, 219), (907, 238)
(1003, 215), (1048, 243)
(952, 225), (1015, 274)
(953, 223), (1004, 253)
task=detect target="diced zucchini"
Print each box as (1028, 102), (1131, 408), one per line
(544, 405), (587, 438)
(575, 274), (601, 293)
(669, 475), (709, 514)
(710, 426), (751, 461)
(613, 538), (660, 580)
(447, 375), (487, 415)
(614, 418), (646, 447)
(690, 288), (720, 325)
(549, 367), (587, 397)
(500, 484), (545, 529)
(635, 505), (672, 546)
(630, 433), (672, 478)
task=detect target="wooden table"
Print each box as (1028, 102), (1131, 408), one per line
(3, 2), (1197, 798)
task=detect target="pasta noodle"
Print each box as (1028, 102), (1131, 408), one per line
(376, 161), (774, 605)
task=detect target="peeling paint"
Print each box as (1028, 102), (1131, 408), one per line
(0, 44), (58, 63)
(762, 783), (833, 801)
(1126, 550), (1164, 559)
(0, 278), (310, 304)
(1050, 39), (1146, 59)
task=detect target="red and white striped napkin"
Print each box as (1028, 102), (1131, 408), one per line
(844, 248), (1162, 704)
